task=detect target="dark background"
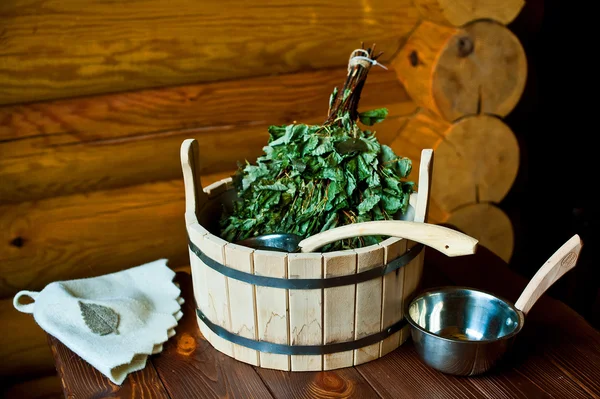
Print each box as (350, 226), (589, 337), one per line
(501, 0), (598, 328)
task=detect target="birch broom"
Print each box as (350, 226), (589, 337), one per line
(220, 45), (415, 251)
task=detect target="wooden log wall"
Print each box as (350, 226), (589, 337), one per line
(0, 0), (526, 392)
(387, 8), (527, 263)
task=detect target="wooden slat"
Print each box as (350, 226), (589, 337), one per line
(0, 0), (420, 105)
(0, 297), (55, 377)
(0, 179), (189, 297)
(199, 234), (235, 358)
(288, 253), (323, 371)
(353, 246), (384, 365)
(379, 238), (407, 356)
(254, 251), (290, 371)
(188, 223), (212, 343)
(0, 67), (415, 204)
(151, 272), (275, 399)
(323, 250), (357, 370)
(48, 335), (170, 399)
(225, 243), (260, 366)
(255, 367), (383, 399)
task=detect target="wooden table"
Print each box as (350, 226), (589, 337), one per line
(48, 245), (600, 398)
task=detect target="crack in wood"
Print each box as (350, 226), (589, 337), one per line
(263, 311), (286, 338)
(291, 318), (322, 345)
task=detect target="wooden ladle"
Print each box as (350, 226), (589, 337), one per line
(236, 220), (478, 256)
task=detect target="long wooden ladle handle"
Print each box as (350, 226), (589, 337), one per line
(298, 220), (478, 256)
(515, 234), (583, 316)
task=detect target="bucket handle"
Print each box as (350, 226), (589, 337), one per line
(181, 139), (209, 224)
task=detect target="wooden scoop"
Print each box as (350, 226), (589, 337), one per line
(237, 220), (478, 256)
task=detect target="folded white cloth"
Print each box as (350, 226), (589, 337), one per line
(13, 259), (184, 385)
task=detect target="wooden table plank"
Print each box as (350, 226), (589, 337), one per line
(357, 344), (491, 399)
(48, 335), (170, 399)
(150, 272), (274, 399)
(255, 367), (382, 399)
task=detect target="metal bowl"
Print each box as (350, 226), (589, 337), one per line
(405, 287), (525, 376)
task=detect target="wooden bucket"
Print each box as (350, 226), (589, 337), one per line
(180, 138), (433, 371)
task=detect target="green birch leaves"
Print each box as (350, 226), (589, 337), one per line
(219, 103), (415, 251)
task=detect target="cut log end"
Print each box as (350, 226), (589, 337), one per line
(386, 109), (519, 215)
(393, 20), (527, 121)
(432, 114), (519, 212)
(434, 20), (527, 120)
(446, 202), (514, 263)
(414, 0), (525, 26)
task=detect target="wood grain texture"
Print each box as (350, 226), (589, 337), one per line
(255, 367), (382, 399)
(151, 272), (275, 399)
(323, 250), (357, 370)
(388, 109), (519, 215)
(48, 335), (170, 399)
(188, 223), (213, 343)
(0, 297), (55, 377)
(432, 115), (519, 213)
(288, 253), (323, 371)
(0, 0), (420, 105)
(514, 234), (583, 316)
(379, 238), (407, 356)
(225, 244), (260, 366)
(357, 342), (493, 398)
(353, 246), (384, 365)
(199, 235), (235, 358)
(447, 202), (515, 263)
(254, 251), (290, 371)
(0, 179), (189, 297)
(360, 330), (562, 399)
(0, 67), (415, 204)
(180, 138), (209, 222)
(413, 0), (524, 26)
(393, 20), (527, 121)
(44, 265), (600, 398)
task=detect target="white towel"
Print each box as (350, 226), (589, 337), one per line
(13, 259), (184, 385)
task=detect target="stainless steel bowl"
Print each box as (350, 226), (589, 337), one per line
(405, 286), (525, 376)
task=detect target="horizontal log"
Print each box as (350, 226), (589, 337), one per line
(446, 202), (515, 263)
(0, 179), (190, 297)
(0, 296), (55, 378)
(392, 20), (527, 121)
(413, 0), (524, 26)
(0, 170), (242, 300)
(0, 67), (415, 204)
(387, 109), (520, 215)
(0, 0), (420, 105)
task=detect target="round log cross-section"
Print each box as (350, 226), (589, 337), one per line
(386, 110), (519, 215)
(446, 202), (515, 263)
(413, 0), (525, 26)
(432, 114), (520, 213)
(392, 20), (527, 121)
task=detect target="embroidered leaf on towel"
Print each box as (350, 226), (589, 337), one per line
(78, 301), (119, 335)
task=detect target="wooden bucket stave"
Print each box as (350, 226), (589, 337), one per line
(181, 139), (429, 371)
